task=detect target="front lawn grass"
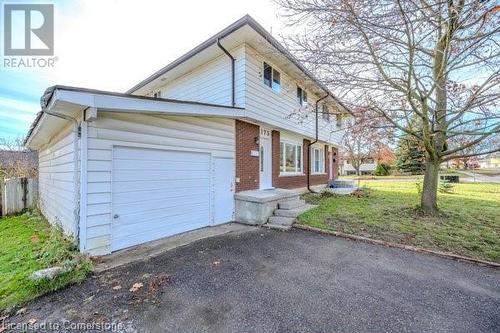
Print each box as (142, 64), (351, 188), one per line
(0, 211), (92, 311)
(299, 180), (500, 262)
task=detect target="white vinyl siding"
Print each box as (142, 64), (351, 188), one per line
(38, 124), (78, 238)
(244, 45), (344, 145)
(83, 112), (235, 255)
(160, 45), (245, 107)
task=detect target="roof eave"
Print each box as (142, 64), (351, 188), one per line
(24, 86), (245, 148)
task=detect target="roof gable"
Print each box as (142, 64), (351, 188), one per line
(126, 15), (349, 113)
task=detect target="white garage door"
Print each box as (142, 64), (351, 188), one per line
(111, 146), (211, 251)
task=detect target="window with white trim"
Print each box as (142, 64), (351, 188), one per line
(311, 147), (325, 173)
(280, 141), (302, 173)
(297, 86), (308, 106)
(263, 62), (281, 93)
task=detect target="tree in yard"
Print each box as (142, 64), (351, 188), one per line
(395, 131), (427, 174)
(376, 145), (396, 167)
(0, 137), (38, 179)
(276, 0), (500, 214)
(342, 108), (392, 176)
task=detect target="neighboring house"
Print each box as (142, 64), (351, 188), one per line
(340, 157), (377, 176)
(478, 153), (500, 169)
(25, 15), (349, 255)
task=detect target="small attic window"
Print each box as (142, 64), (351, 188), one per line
(153, 91), (161, 98)
(297, 86), (307, 106)
(322, 104), (330, 122)
(336, 113), (343, 128)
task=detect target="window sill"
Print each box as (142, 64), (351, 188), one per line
(279, 172), (304, 177)
(311, 172), (327, 175)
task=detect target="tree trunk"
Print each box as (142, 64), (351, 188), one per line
(421, 159), (440, 215)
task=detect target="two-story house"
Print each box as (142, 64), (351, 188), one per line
(25, 15), (349, 255)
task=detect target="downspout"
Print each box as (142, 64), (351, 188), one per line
(307, 92), (329, 192)
(216, 38), (235, 107)
(43, 109), (81, 244)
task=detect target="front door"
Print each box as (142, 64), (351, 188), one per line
(259, 128), (273, 189)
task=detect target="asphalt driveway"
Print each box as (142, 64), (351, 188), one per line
(6, 228), (500, 333)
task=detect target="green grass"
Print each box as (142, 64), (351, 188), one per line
(299, 180), (500, 262)
(0, 211), (92, 311)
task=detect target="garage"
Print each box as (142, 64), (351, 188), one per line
(111, 146), (212, 251)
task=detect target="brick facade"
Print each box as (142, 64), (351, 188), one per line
(271, 131), (330, 189)
(235, 123), (336, 192)
(235, 120), (260, 192)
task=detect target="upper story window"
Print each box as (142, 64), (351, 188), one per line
(280, 141), (302, 174)
(297, 86), (308, 106)
(336, 113), (342, 128)
(311, 147), (325, 174)
(322, 104), (330, 122)
(153, 91), (162, 98)
(263, 62), (281, 93)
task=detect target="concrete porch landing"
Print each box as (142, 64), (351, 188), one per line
(235, 188), (300, 203)
(235, 188), (306, 225)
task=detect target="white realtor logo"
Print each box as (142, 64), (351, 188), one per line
(3, 4), (54, 56)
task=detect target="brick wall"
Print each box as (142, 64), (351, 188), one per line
(235, 120), (260, 192)
(271, 131), (329, 189)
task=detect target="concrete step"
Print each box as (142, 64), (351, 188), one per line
(278, 199), (306, 210)
(263, 223), (291, 231)
(274, 204), (316, 218)
(268, 216), (295, 226)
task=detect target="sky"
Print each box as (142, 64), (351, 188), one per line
(0, 0), (285, 140)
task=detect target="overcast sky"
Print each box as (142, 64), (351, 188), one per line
(0, 0), (284, 140)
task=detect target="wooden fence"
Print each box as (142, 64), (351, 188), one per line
(0, 178), (38, 216)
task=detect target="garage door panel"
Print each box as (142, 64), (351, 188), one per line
(113, 178), (207, 193)
(114, 210), (210, 235)
(113, 170), (209, 182)
(113, 187), (209, 205)
(112, 218), (210, 251)
(115, 196), (209, 216)
(112, 146), (212, 251)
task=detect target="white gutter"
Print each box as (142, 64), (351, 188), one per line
(79, 119), (88, 251)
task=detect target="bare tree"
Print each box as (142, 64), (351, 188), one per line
(276, 0), (500, 214)
(0, 137), (38, 179)
(342, 109), (392, 175)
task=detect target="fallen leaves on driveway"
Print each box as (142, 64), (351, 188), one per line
(112, 285), (122, 291)
(129, 283), (143, 292)
(148, 273), (170, 294)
